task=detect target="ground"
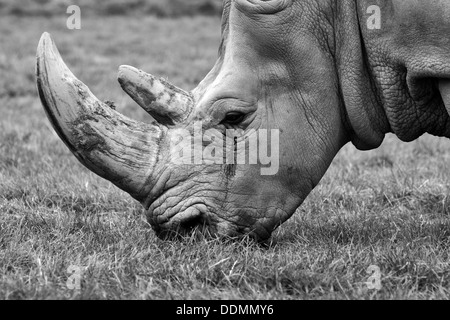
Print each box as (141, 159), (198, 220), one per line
(1, 15), (450, 300)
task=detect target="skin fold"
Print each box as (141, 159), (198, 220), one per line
(36, 0), (450, 242)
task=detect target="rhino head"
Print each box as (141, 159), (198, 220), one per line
(36, 0), (450, 241)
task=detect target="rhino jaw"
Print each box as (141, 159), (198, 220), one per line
(36, 32), (165, 200)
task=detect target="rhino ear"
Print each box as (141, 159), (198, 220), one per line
(439, 79), (450, 115)
(36, 32), (164, 200)
(235, 0), (293, 14)
(118, 65), (194, 126)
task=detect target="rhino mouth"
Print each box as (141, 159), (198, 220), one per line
(149, 203), (214, 238)
(146, 187), (239, 240)
(152, 208), (211, 239)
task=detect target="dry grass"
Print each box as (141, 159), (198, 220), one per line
(1, 15), (450, 300)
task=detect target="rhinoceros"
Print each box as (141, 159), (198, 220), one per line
(36, 0), (450, 241)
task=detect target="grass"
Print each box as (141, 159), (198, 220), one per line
(0, 0), (223, 17)
(1, 14), (450, 300)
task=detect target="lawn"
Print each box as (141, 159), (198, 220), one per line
(1, 14), (450, 300)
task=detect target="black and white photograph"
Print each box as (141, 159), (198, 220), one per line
(1, 0), (450, 301)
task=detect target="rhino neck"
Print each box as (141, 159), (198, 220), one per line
(335, 0), (390, 150)
(342, 0), (450, 146)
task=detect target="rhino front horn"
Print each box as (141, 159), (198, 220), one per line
(36, 32), (164, 200)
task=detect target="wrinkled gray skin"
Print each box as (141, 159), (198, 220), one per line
(37, 0), (450, 241)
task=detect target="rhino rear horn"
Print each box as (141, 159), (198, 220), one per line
(36, 32), (164, 200)
(118, 65), (193, 125)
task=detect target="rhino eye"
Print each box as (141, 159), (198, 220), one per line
(222, 112), (246, 125)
